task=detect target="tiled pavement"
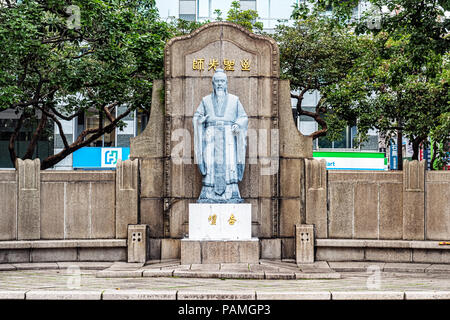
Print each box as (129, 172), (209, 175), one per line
(0, 260), (449, 300)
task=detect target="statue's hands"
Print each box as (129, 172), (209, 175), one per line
(198, 114), (209, 124)
(231, 124), (240, 134)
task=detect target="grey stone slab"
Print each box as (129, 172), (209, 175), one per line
(220, 263), (250, 272)
(30, 248), (77, 262)
(0, 291), (25, 299)
(12, 263), (59, 270)
(331, 291), (404, 300)
(172, 270), (221, 278)
(177, 290), (256, 300)
(260, 239), (281, 260)
(218, 271), (264, 280)
(108, 262), (144, 270)
(425, 264), (450, 273)
(328, 262), (385, 272)
(102, 289), (177, 300)
(142, 269), (174, 277)
(256, 291), (331, 300)
(0, 264), (16, 271)
(0, 249), (30, 263)
(190, 264), (220, 271)
(405, 291), (450, 300)
(383, 263), (431, 273)
(264, 272), (295, 280)
(296, 272), (341, 279)
(96, 270), (143, 278)
(316, 247), (365, 262)
(78, 248), (126, 262)
(56, 262), (114, 270)
(249, 264), (280, 273)
(26, 290), (102, 300)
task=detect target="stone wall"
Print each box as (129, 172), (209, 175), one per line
(0, 159), (138, 241)
(305, 159), (450, 242)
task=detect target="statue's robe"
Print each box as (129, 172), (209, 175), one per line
(193, 93), (248, 203)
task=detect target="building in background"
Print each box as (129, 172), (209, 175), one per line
(0, 0), (382, 170)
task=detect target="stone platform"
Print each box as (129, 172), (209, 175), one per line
(181, 238), (259, 264)
(96, 260), (340, 280)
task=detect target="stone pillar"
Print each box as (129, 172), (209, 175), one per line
(279, 80), (313, 258)
(16, 158), (41, 240)
(305, 159), (328, 238)
(403, 160), (426, 240)
(127, 224), (149, 263)
(130, 80), (165, 240)
(116, 159), (139, 238)
(295, 224), (314, 264)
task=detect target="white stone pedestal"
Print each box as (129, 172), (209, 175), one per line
(188, 203), (252, 240)
(181, 203), (259, 264)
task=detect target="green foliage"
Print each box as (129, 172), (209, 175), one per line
(0, 0), (172, 168)
(275, 12), (367, 139)
(226, 1), (263, 33)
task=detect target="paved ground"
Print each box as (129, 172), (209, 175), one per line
(0, 261), (450, 300)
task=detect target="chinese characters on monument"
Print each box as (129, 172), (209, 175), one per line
(192, 58), (251, 72)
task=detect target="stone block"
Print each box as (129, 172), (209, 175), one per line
(379, 183), (403, 239)
(280, 158), (302, 198)
(295, 225), (314, 264)
(149, 238), (161, 260)
(26, 290), (102, 300)
(305, 159), (327, 238)
(13, 262), (59, 270)
(412, 249), (450, 264)
(354, 182), (378, 239)
(405, 291), (450, 300)
(403, 160), (425, 240)
(260, 239), (281, 260)
(65, 182), (90, 239)
(365, 248), (412, 262)
(328, 262), (385, 272)
(91, 182), (115, 238)
(188, 203), (252, 240)
(0, 291), (25, 300)
(142, 270), (174, 277)
(177, 291), (256, 300)
(127, 225), (149, 263)
(315, 247), (364, 262)
(279, 199), (301, 237)
(0, 181), (17, 240)
(0, 249), (30, 263)
(115, 159), (139, 238)
(78, 248), (126, 262)
(40, 182), (64, 239)
(281, 238), (295, 259)
(30, 248), (77, 262)
(331, 291), (404, 300)
(425, 264), (450, 273)
(181, 239), (201, 265)
(161, 239), (181, 260)
(102, 290), (176, 300)
(425, 182), (450, 240)
(16, 159), (40, 240)
(169, 200), (189, 238)
(328, 182), (353, 238)
(256, 291), (331, 300)
(139, 159), (164, 198)
(383, 262), (430, 273)
(239, 240), (259, 263)
(140, 199), (164, 238)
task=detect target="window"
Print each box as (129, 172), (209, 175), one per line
(179, 0), (197, 21)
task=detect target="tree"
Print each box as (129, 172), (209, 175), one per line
(0, 0), (171, 169)
(274, 12), (367, 141)
(321, 0), (450, 168)
(226, 0), (263, 33)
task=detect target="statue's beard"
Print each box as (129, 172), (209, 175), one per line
(214, 87), (227, 96)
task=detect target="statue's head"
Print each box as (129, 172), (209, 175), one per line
(212, 69), (228, 95)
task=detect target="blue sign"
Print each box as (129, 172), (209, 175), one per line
(73, 147), (130, 169)
(390, 142), (398, 170)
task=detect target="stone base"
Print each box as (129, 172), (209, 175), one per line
(189, 203), (252, 240)
(181, 239), (259, 264)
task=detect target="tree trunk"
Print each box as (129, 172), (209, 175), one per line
(430, 140), (438, 171)
(397, 129), (403, 170)
(411, 136), (424, 161)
